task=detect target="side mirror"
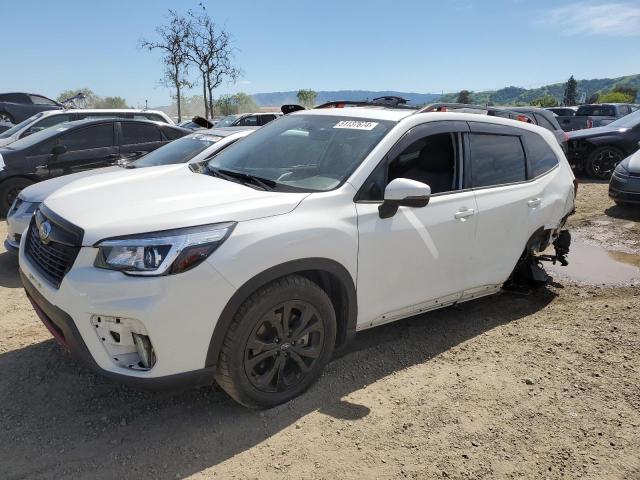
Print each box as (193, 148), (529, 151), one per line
(378, 178), (431, 219)
(51, 145), (67, 156)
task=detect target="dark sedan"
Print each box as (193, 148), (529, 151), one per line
(0, 118), (190, 214)
(609, 150), (640, 206)
(567, 109), (640, 179)
(0, 92), (63, 124)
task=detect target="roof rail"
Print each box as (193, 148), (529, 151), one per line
(315, 96), (417, 110)
(416, 103), (534, 123)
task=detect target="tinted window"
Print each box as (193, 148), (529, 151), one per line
(0, 93), (28, 103)
(121, 123), (162, 145)
(469, 134), (526, 187)
(533, 113), (557, 131)
(618, 105), (630, 115)
(523, 132), (558, 178)
(576, 105), (615, 116)
(259, 114), (276, 126)
(25, 114), (73, 136)
(60, 124), (114, 151)
(0, 113), (43, 139)
(29, 95), (57, 105)
(163, 126), (187, 140)
(237, 115), (259, 127)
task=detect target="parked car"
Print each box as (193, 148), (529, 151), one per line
(19, 106), (575, 408)
(4, 127), (257, 253)
(0, 109), (174, 148)
(507, 107), (568, 150)
(0, 92), (64, 124)
(609, 149), (640, 206)
(215, 112), (282, 127)
(177, 116), (215, 130)
(0, 118), (190, 215)
(566, 109), (640, 179)
(546, 107), (577, 117)
(556, 103), (635, 132)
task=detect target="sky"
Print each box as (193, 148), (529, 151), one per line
(1, 0), (639, 107)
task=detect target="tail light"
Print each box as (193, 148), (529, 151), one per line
(586, 119), (593, 128)
(563, 132), (570, 143)
(516, 114), (531, 123)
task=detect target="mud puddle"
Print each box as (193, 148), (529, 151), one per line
(543, 237), (640, 286)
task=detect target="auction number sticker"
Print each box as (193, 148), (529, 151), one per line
(333, 120), (379, 130)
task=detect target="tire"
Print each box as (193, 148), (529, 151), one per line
(585, 146), (624, 180)
(215, 274), (337, 409)
(0, 178), (34, 217)
(0, 111), (14, 124)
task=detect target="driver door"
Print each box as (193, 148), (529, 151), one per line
(355, 121), (479, 328)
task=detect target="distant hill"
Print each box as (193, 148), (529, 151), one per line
(251, 90), (441, 107)
(439, 74), (640, 105)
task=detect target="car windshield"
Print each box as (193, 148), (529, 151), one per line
(3, 122), (69, 150)
(206, 114), (395, 192)
(608, 109), (640, 128)
(216, 115), (240, 127)
(132, 134), (223, 167)
(0, 113), (43, 139)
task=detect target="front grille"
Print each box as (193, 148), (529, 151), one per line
(25, 216), (81, 288)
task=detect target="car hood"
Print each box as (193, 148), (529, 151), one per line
(0, 135), (17, 147)
(43, 165), (309, 245)
(19, 166), (122, 203)
(567, 125), (626, 140)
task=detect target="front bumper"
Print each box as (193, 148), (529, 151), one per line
(609, 172), (640, 205)
(19, 240), (237, 389)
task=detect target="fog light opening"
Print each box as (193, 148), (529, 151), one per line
(132, 333), (156, 370)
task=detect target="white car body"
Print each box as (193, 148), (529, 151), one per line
(0, 109), (174, 148)
(18, 108), (575, 406)
(4, 128), (256, 253)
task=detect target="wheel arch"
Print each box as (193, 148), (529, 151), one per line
(205, 257), (357, 369)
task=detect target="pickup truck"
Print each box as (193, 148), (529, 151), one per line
(556, 103), (636, 132)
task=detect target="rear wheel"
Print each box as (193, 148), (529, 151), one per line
(585, 146), (624, 180)
(215, 275), (336, 409)
(0, 178), (34, 216)
(0, 111), (14, 124)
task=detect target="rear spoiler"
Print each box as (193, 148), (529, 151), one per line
(191, 116), (214, 129)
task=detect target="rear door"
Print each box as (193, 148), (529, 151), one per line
(117, 122), (166, 161)
(47, 122), (118, 177)
(465, 122), (538, 287)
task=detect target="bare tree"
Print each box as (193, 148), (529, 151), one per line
(140, 10), (191, 122)
(186, 4), (240, 118)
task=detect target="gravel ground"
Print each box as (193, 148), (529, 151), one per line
(1, 181), (639, 480)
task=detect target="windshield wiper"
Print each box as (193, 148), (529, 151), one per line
(207, 166), (276, 191)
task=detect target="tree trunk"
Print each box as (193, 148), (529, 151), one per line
(207, 75), (214, 118)
(176, 85), (182, 123)
(202, 72), (208, 119)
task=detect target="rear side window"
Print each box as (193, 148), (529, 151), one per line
(533, 113), (557, 131)
(163, 126), (187, 140)
(237, 115), (259, 127)
(121, 123), (162, 145)
(29, 95), (57, 105)
(60, 124), (114, 151)
(523, 132), (559, 178)
(469, 134), (526, 187)
(27, 114), (73, 134)
(0, 93), (29, 103)
(259, 114), (276, 126)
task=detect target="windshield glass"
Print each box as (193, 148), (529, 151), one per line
(0, 113), (43, 139)
(207, 114), (395, 192)
(608, 109), (640, 128)
(216, 115), (240, 127)
(3, 122), (69, 150)
(132, 134), (222, 167)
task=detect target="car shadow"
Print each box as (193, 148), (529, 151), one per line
(0, 288), (557, 479)
(0, 249), (21, 288)
(604, 204), (640, 221)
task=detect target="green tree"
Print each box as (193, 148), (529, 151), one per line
(213, 92), (258, 115)
(598, 91), (635, 103)
(563, 75), (578, 106)
(456, 90), (471, 104)
(612, 84), (638, 101)
(531, 94), (559, 107)
(95, 96), (129, 109)
(296, 89), (317, 108)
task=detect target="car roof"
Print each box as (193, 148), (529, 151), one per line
(56, 118), (178, 129)
(291, 107), (415, 122)
(40, 108), (168, 116)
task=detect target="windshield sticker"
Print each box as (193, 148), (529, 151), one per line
(333, 120), (379, 130)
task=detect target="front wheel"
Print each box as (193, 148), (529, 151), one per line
(0, 178), (34, 216)
(585, 146), (624, 180)
(215, 275), (337, 408)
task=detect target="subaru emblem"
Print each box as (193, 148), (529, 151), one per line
(39, 221), (52, 244)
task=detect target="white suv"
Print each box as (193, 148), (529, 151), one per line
(19, 108), (575, 408)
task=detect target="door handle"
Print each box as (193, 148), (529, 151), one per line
(454, 207), (476, 220)
(528, 198), (542, 208)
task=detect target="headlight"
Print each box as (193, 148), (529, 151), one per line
(8, 199), (39, 218)
(614, 162), (630, 177)
(94, 222), (236, 276)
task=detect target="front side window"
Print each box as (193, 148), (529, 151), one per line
(359, 132), (460, 201)
(60, 124), (114, 151)
(23, 114), (73, 136)
(121, 123), (162, 145)
(469, 133), (526, 187)
(207, 114), (394, 192)
(132, 134), (221, 168)
(523, 132), (559, 178)
(29, 95), (57, 105)
(0, 113), (43, 139)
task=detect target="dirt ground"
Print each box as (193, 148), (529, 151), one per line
(1, 181), (639, 480)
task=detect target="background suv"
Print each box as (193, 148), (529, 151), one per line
(0, 92), (63, 124)
(19, 108), (575, 408)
